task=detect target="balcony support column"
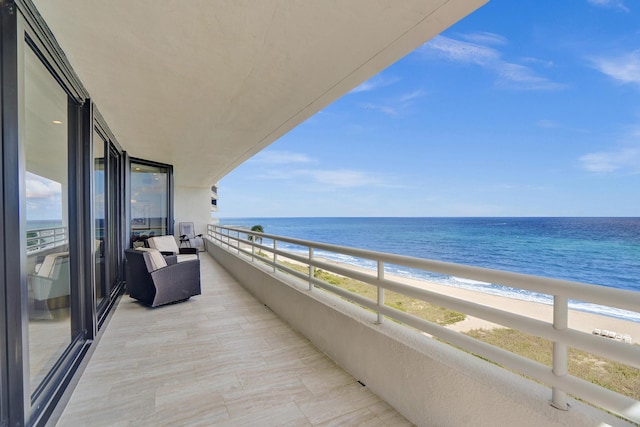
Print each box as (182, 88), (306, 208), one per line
(551, 295), (569, 410)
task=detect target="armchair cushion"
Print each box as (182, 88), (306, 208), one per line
(147, 235), (199, 262)
(147, 235), (179, 254)
(135, 247), (167, 271)
(30, 252), (70, 301)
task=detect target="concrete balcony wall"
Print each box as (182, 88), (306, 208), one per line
(208, 242), (632, 427)
(173, 185), (211, 236)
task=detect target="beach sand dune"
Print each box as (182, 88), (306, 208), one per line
(283, 255), (640, 345)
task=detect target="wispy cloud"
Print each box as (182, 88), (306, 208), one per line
(297, 169), (383, 188)
(397, 89), (426, 103)
(254, 166), (392, 189)
(350, 74), (400, 94)
(587, 0), (629, 12)
(360, 103), (399, 116)
(26, 172), (62, 220)
(590, 49), (640, 87)
(359, 89), (426, 116)
(579, 145), (640, 173)
(26, 172), (61, 199)
(421, 34), (565, 90)
(424, 35), (499, 66)
(459, 31), (507, 46)
(249, 150), (313, 165)
(537, 119), (559, 128)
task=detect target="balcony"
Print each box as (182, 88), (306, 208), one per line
(54, 229), (639, 426)
(54, 252), (411, 426)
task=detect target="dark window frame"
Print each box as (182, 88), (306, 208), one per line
(0, 1), (124, 425)
(92, 114), (125, 330)
(129, 157), (174, 244)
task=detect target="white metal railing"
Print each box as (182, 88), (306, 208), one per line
(207, 224), (640, 424)
(26, 226), (68, 254)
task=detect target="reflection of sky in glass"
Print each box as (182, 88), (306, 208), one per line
(131, 171), (167, 218)
(94, 170), (105, 219)
(26, 171), (62, 220)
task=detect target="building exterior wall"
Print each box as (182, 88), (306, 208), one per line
(174, 185), (212, 239)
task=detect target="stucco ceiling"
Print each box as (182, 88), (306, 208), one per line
(32, 0), (486, 188)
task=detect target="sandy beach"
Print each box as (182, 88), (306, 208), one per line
(280, 254), (640, 345)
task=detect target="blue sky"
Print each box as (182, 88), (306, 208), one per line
(218, 0), (640, 218)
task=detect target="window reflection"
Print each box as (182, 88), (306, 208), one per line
(94, 131), (105, 306)
(130, 162), (169, 245)
(24, 47), (71, 393)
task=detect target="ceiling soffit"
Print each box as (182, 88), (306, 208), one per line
(32, 0), (487, 188)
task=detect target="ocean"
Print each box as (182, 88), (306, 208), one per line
(219, 217), (640, 322)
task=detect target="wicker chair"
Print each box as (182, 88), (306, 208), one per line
(124, 248), (200, 307)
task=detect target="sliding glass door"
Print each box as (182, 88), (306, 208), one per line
(93, 128), (122, 319)
(23, 42), (74, 396)
(130, 160), (172, 244)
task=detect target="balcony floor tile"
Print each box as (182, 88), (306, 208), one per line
(55, 252), (412, 426)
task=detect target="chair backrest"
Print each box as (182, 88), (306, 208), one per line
(147, 235), (179, 254)
(134, 247), (167, 271)
(36, 252), (69, 277)
(179, 222), (195, 237)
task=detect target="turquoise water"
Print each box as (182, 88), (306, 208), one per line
(220, 217), (640, 321)
(27, 219), (64, 230)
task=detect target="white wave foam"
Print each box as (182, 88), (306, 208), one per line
(453, 277), (492, 286)
(278, 247), (639, 323)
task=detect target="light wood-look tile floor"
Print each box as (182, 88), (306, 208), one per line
(56, 252), (413, 426)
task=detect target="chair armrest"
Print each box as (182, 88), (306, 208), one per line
(150, 259), (201, 305)
(160, 251), (176, 256)
(178, 247), (198, 255)
(164, 255), (178, 265)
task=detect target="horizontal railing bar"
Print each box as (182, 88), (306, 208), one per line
(376, 277), (640, 369)
(233, 240), (640, 369)
(261, 251), (639, 368)
(218, 225), (640, 313)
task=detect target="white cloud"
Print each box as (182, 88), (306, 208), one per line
(424, 35), (499, 66)
(26, 172), (61, 199)
(397, 89), (426, 103)
(591, 49), (640, 87)
(298, 169), (382, 188)
(360, 103), (398, 116)
(421, 35), (564, 91)
(587, 0), (629, 12)
(459, 31), (508, 46)
(350, 74), (399, 94)
(254, 166), (387, 189)
(359, 89), (426, 116)
(250, 150), (313, 165)
(497, 63), (565, 90)
(579, 146), (640, 173)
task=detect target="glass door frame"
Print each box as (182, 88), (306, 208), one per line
(91, 112), (125, 331)
(129, 158), (174, 246)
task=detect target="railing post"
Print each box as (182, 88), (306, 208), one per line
(251, 235), (255, 261)
(308, 247), (314, 291)
(376, 261), (384, 324)
(551, 295), (569, 410)
(273, 240), (277, 272)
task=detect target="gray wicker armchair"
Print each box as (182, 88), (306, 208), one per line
(124, 248), (201, 307)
